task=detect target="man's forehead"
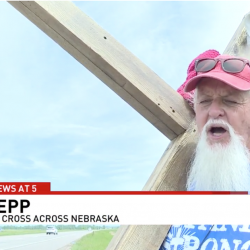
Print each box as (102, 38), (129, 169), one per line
(197, 78), (244, 96)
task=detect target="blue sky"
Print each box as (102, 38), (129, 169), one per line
(0, 1), (249, 191)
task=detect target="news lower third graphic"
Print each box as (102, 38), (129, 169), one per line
(0, 198), (119, 224)
(0, 182), (121, 224)
(1, 213), (119, 223)
(0, 182), (249, 225)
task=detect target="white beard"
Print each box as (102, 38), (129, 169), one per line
(187, 119), (250, 191)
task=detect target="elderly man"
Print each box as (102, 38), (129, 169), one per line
(159, 50), (250, 249)
(179, 49), (250, 191)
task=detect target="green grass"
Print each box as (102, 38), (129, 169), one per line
(71, 230), (117, 250)
(0, 229), (45, 236)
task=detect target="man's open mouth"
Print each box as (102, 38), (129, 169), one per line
(207, 124), (228, 136)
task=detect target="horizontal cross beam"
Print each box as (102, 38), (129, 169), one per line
(8, 1), (194, 140)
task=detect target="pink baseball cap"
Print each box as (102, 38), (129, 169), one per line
(184, 54), (250, 92)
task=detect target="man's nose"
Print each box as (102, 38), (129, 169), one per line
(208, 100), (225, 119)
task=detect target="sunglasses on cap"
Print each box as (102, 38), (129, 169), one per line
(195, 58), (250, 74)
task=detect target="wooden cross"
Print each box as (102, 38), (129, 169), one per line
(8, 2), (249, 250)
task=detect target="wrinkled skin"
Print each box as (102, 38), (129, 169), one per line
(194, 78), (250, 149)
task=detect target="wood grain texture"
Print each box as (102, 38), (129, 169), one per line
(223, 13), (249, 57)
(8, 1), (194, 140)
(106, 225), (171, 250)
(142, 121), (198, 191)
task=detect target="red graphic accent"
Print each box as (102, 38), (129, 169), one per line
(0, 183), (248, 195)
(0, 182), (50, 194)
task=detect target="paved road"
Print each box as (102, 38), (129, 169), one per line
(0, 231), (91, 250)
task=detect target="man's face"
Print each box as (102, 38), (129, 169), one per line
(195, 78), (250, 149)
(186, 78), (250, 191)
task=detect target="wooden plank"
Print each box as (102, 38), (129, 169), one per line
(106, 225), (171, 250)
(142, 122), (198, 191)
(8, 1), (194, 140)
(223, 12), (248, 56)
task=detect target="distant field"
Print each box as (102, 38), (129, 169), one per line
(71, 230), (116, 250)
(0, 229), (45, 236)
(0, 229), (87, 237)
